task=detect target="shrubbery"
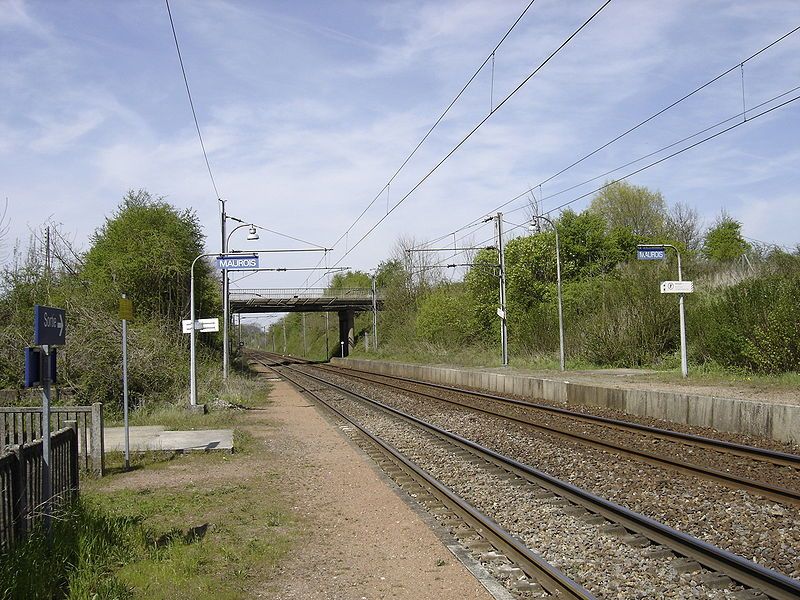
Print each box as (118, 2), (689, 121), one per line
(0, 190), (221, 410)
(690, 255), (800, 373)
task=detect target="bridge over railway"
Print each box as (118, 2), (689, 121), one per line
(229, 288), (383, 357)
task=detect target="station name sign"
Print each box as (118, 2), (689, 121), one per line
(215, 255), (259, 270)
(637, 247), (666, 260)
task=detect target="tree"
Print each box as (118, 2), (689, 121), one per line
(0, 199), (10, 266)
(702, 214), (750, 261)
(82, 189), (215, 323)
(664, 202), (702, 251)
(589, 181), (666, 238)
(327, 270), (371, 290)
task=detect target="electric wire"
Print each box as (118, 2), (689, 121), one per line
(408, 90), (800, 278)
(327, 0), (540, 253)
(417, 25), (800, 250)
(310, 0), (613, 286)
(300, 0), (541, 287)
(165, 0), (221, 199)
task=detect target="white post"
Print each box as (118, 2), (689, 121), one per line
(221, 200), (228, 381)
(122, 295), (130, 469)
(222, 272), (229, 379)
(676, 250), (688, 378)
(189, 258), (197, 406)
(551, 222), (566, 372)
(496, 213), (509, 367)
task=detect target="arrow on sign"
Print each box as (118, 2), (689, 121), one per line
(58, 314), (64, 336)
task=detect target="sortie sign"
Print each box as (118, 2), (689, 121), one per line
(215, 255), (259, 270)
(33, 304), (66, 346)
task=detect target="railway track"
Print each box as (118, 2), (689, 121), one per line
(309, 363), (800, 506)
(253, 354), (800, 599)
(257, 357), (595, 599)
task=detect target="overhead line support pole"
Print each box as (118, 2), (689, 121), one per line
(496, 213), (509, 367)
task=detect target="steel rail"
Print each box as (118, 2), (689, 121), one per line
(260, 359), (596, 600)
(286, 364), (800, 600)
(313, 364), (800, 506)
(325, 364), (800, 468)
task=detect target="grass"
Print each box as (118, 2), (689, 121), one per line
(104, 372), (268, 429)
(1, 368), (294, 599)
(88, 475), (292, 600)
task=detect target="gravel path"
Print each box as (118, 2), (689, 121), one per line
(301, 366), (800, 580)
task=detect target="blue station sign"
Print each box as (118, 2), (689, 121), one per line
(637, 247), (666, 261)
(215, 255), (259, 270)
(33, 304), (66, 346)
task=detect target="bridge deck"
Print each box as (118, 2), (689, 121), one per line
(230, 288), (382, 314)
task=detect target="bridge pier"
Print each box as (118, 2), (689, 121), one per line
(337, 309), (355, 357)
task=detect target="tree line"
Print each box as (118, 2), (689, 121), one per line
(272, 181), (799, 375)
(0, 190), (221, 409)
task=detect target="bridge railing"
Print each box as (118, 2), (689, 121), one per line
(231, 288), (381, 300)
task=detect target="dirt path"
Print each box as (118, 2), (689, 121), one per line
(260, 378), (493, 600)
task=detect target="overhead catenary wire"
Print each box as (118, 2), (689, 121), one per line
(417, 24), (800, 250)
(165, 0), (221, 200)
(300, 0), (541, 288)
(327, 0), (540, 253)
(409, 90), (800, 278)
(309, 0), (613, 287)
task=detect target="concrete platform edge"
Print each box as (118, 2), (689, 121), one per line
(331, 358), (800, 445)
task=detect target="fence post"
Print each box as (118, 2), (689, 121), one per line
(64, 420), (79, 500)
(91, 403), (104, 476)
(12, 444), (27, 540)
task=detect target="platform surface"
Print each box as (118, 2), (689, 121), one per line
(104, 426), (234, 452)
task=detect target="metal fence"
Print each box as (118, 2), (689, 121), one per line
(0, 404), (104, 476)
(0, 423), (79, 551)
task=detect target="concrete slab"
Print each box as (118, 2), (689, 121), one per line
(104, 426), (233, 452)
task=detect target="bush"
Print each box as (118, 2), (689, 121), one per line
(415, 284), (476, 346)
(691, 262), (800, 373)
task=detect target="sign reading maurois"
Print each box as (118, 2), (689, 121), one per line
(215, 255), (259, 270)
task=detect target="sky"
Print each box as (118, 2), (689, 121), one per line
(1, 0), (799, 292)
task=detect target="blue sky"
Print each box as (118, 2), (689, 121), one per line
(1, 0), (799, 290)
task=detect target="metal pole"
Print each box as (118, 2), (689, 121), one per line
(223, 273), (229, 379)
(272, 329), (276, 352)
(41, 344), (52, 533)
(371, 274), (378, 351)
(675, 249), (688, 378)
(553, 224), (566, 372)
(283, 319), (287, 354)
(221, 200), (228, 380)
(237, 313), (242, 349)
(45, 226), (51, 277)
(122, 295), (130, 470)
(496, 213), (509, 366)
(189, 259), (197, 406)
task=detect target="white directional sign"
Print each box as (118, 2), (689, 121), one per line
(660, 281), (694, 294)
(496, 307), (506, 320)
(182, 318), (221, 334)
